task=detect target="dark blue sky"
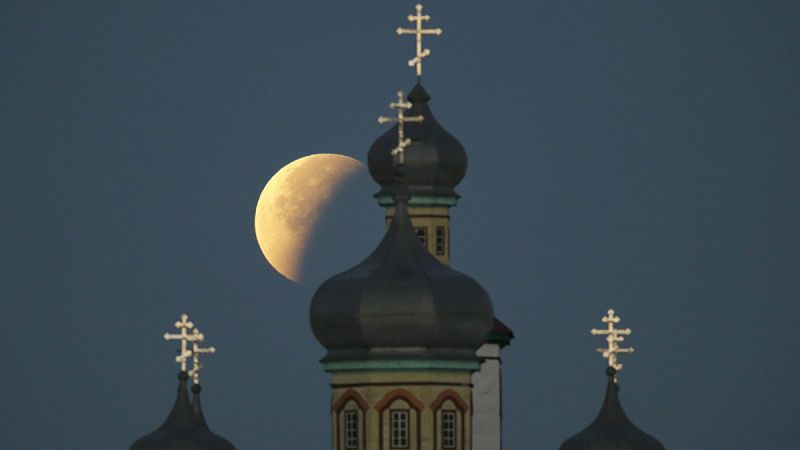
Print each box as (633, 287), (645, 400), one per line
(1, 1), (798, 449)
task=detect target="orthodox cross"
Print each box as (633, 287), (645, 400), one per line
(377, 91), (424, 165)
(187, 328), (216, 385)
(396, 3), (442, 77)
(163, 313), (203, 372)
(590, 309), (634, 374)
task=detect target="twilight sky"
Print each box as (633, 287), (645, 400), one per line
(1, 1), (798, 449)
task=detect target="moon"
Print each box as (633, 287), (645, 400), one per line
(254, 154), (364, 282)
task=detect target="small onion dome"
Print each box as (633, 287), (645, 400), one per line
(559, 368), (666, 450)
(368, 83), (467, 201)
(309, 194), (494, 362)
(129, 372), (236, 450)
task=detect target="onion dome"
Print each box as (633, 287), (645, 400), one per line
(309, 188), (494, 362)
(559, 367), (666, 450)
(129, 372), (236, 450)
(368, 83), (467, 202)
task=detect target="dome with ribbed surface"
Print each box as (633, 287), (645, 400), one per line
(559, 368), (666, 450)
(309, 192), (494, 363)
(129, 372), (236, 450)
(368, 83), (467, 201)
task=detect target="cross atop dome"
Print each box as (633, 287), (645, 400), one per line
(163, 313), (204, 372)
(187, 328), (216, 385)
(561, 311), (665, 449)
(377, 90), (424, 166)
(396, 3), (442, 77)
(132, 316), (234, 450)
(591, 309), (635, 375)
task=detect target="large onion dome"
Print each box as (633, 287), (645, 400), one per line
(368, 83), (467, 202)
(309, 190), (494, 363)
(559, 368), (666, 450)
(129, 372), (236, 450)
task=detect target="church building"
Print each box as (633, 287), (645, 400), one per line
(127, 4), (667, 450)
(309, 5), (512, 450)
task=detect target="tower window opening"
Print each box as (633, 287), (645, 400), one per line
(442, 410), (456, 448)
(415, 227), (427, 247)
(344, 411), (359, 449)
(435, 226), (445, 255)
(390, 410), (409, 448)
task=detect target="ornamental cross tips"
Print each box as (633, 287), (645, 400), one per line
(396, 3), (442, 77)
(187, 328), (216, 385)
(377, 90), (423, 166)
(163, 313), (204, 372)
(590, 309), (634, 374)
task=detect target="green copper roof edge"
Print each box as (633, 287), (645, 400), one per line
(376, 195), (458, 206)
(322, 359), (479, 372)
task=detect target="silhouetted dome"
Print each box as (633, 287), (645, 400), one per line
(368, 83), (467, 201)
(559, 368), (666, 450)
(309, 191), (494, 362)
(130, 372), (236, 450)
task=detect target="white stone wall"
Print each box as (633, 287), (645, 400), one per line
(471, 343), (502, 450)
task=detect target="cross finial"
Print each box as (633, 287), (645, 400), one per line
(396, 3), (442, 77)
(590, 309), (634, 376)
(377, 90), (424, 166)
(163, 313), (204, 372)
(187, 328), (216, 385)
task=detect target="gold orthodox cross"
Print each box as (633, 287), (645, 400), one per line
(187, 328), (216, 385)
(163, 313), (203, 372)
(396, 3), (442, 77)
(378, 91), (424, 165)
(590, 309), (634, 374)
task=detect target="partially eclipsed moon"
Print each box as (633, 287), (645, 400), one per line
(254, 154), (363, 282)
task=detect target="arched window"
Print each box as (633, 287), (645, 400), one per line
(431, 390), (469, 450)
(376, 389), (424, 450)
(334, 390), (368, 450)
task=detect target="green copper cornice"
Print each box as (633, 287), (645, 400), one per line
(376, 195), (458, 207)
(323, 359), (479, 372)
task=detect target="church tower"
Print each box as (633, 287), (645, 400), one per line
(366, 5), (514, 450)
(310, 5), (511, 450)
(368, 82), (463, 266)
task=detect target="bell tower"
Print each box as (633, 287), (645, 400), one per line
(368, 4), (459, 266)
(310, 5), (510, 450)
(370, 82), (462, 266)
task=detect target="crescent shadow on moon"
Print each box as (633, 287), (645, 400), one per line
(254, 153), (364, 283)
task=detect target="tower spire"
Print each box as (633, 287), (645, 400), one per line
(591, 309), (635, 375)
(396, 3), (442, 78)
